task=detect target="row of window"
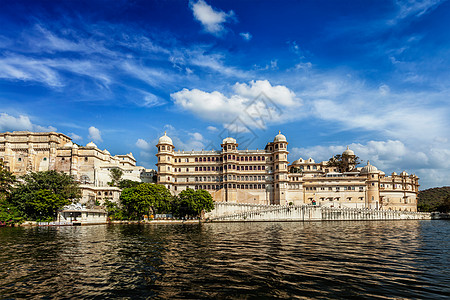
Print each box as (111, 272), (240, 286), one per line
(305, 186), (365, 191)
(193, 165), (267, 171)
(195, 175), (268, 182)
(192, 184), (267, 190)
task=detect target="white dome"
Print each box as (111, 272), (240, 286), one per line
(72, 144), (79, 149)
(104, 149), (110, 155)
(158, 132), (173, 145)
(274, 131), (287, 142)
(343, 146), (355, 156)
(64, 142), (73, 148)
(292, 158), (303, 165)
(392, 172), (397, 176)
(222, 137), (236, 144)
(400, 171), (409, 176)
(360, 161), (378, 175)
(86, 141), (97, 148)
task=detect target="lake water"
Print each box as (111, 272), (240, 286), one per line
(0, 220), (449, 299)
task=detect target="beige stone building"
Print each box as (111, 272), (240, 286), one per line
(156, 132), (419, 212)
(0, 131), (155, 204)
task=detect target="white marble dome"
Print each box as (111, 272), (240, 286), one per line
(342, 146), (355, 156)
(274, 131), (287, 142)
(86, 141), (97, 148)
(360, 161), (378, 174)
(222, 137), (236, 144)
(292, 158), (303, 165)
(158, 132), (173, 145)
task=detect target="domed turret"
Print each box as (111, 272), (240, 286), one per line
(343, 146), (355, 156)
(158, 132), (173, 145)
(222, 137), (236, 144)
(86, 141), (97, 148)
(400, 171), (408, 176)
(72, 144), (79, 149)
(274, 131), (287, 143)
(292, 158), (303, 165)
(360, 161), (378, 175)
(104, 149), (110, 155)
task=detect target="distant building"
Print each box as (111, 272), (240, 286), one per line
(0, 131), (156, 204)
(156, 132), (419, 211)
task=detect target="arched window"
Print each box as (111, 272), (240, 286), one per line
(195, 167), (198, 171)
(275, 144), (278, 149)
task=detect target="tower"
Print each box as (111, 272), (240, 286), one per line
(360, 161), (379, 209)
(221, 137), (238, 202)
(156, 132), (174, 191)
(273, 131), (289, 205)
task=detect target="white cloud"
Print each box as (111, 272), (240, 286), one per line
(378, 84), (390, 96)
(136, 138), (152, 151)
(189, 132), (204, 141)
(240, 32), (252, 41)
(190, 0), (235, 35)
(207, 126), (218, 132)
(171, 80), (301, 129)
(0, 112), (56, 132)
(88, 126), (102, 142)
(69, 133), (83, 141)
(394, 0), (444, 20)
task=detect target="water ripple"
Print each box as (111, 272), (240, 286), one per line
(0, 220), (449, 299)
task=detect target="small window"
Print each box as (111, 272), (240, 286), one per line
(18, 158), (22, 162)
(43, 157), (47, 161)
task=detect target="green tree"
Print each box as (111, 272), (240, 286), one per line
(327, 154), (361, 173)
(0, 160), (15, 196)
(436, 195), (450, 213)
(174, 188), (214, 218)
(10, 171), (81, 221)
(108, 168), (123, 187)
(118, 179), (140, 189)
(119, 183), (172, 219)
(0, 199), (23, 225)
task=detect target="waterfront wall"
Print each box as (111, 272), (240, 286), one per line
(207, 202), (431, 222)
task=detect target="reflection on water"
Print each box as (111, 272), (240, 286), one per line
(0, 221), (449, 299)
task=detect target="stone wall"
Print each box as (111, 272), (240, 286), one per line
(207, 202), (431, 222)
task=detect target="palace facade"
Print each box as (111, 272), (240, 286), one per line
(0, 131), (155, 204)
(156, 132), (419, 211)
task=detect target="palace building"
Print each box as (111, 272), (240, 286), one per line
(0, 131), (156, 204)
(156, 132), (419, 211)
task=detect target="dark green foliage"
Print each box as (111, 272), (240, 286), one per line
(173, 188), (214, 218)
(327, 154), (361, 173)
(0, 199), (23, 225)
(9, 171), (81, 221)
(104, 199), (125, 220)
(119, 183), (173, 220)
(0, 160), (15, 195)
(118, 179), (141, 189)
(436, 196), (450, 213)
(417, 187), (450, 212)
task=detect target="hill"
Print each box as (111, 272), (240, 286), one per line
(417, 187), (450, 212)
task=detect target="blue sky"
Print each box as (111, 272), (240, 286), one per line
(0, 0), (449, 189)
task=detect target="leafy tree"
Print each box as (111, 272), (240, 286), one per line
(119, 183), (172, 219)
(9, 171), (81, 220)
(104, 199), (125, 220)
(173, 188), (214, 218)
(418, 187), (450, 212)
(436, 195), (450, 213)
(118, 179), (141, 189)
(0, 199), (23, 225)
(108, 168), (123, 187)
(327, 154), (361, 173)
(21, 189), (70, 221)
(0, 160), (15, 196)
